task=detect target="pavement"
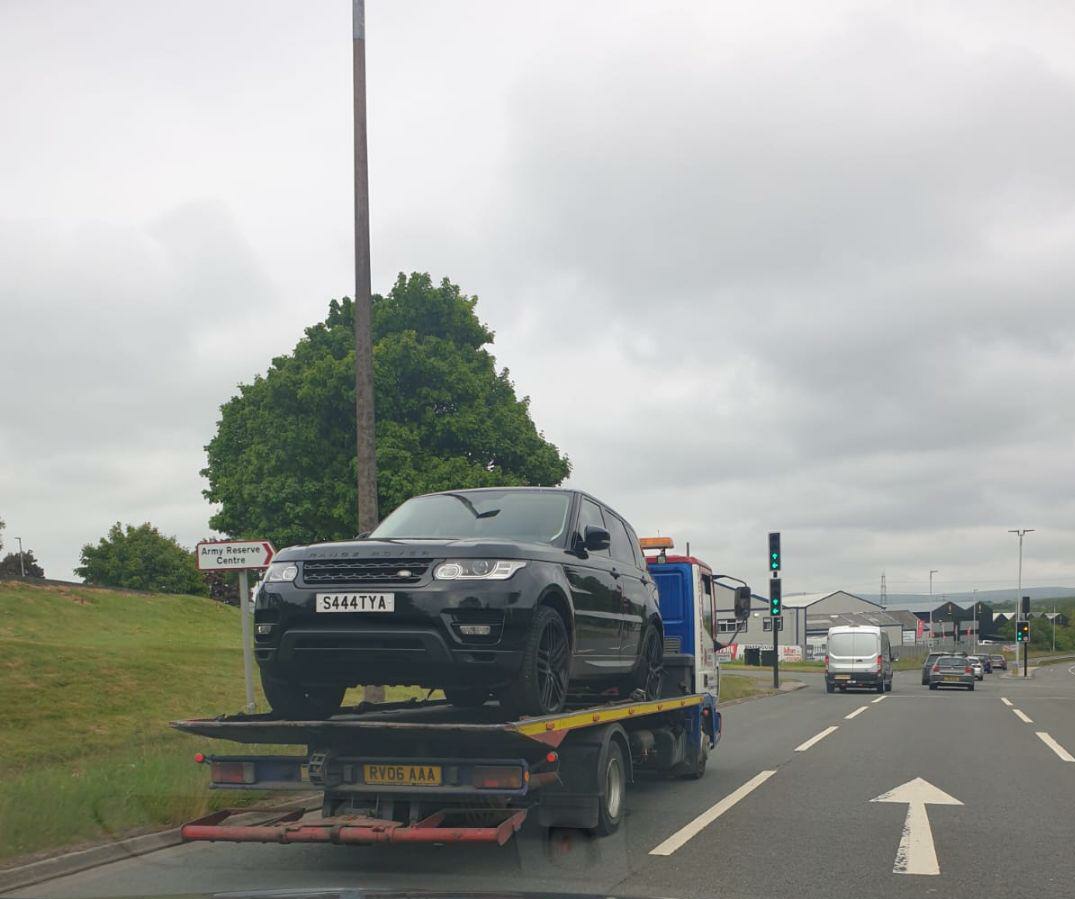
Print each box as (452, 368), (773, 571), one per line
(7, 664), (1075, 899)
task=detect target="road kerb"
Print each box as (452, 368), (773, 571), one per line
(0, 796), (318, 894)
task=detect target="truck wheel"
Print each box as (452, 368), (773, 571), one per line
(444, 687), (490, 708)
(592, 740), (627, 836)
(624, 624), (664, 700)
(499, 606), (570, 717)
(261, 671), (345, 719)
(683, 737), (709, 780)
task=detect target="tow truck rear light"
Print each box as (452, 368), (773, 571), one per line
(211, 761), (256, 784)
(472, 765), (525, 789)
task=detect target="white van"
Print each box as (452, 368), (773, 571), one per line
(825, 625), (893, 693)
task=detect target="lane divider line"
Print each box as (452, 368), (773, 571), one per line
(871, 695), (887, 704)
(1013, 709), (1033, 724)
(845, 705), (869, 719)
(795, 725), (839, 752)
(649, 769), (778, 856)
(1036, 732), (1075, 762)
(1001, 697), (1013, 707)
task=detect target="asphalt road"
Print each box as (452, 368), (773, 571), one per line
(10, 664), (1075, 899)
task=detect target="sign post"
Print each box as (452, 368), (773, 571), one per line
(197, 540), (276, 713)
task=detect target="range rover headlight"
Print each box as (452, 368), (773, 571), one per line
(264, 562), (299, 582)
(434, 560), (527, 580)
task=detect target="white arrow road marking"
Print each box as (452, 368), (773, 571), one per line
(649, 770), (777, 855)
(1013, 709), (1033, 724)
(845, 705), (869, 719)
(795, 725), (839, 752)
(1036, 732), (1075, 762)
(871, 695), (887, 703)
(870, 777), (963, 876)
(1001, 697), (1013, 706)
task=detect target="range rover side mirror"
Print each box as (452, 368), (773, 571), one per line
(583, 525), (611, 551)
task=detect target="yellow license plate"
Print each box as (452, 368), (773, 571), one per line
(835, 675), (850, 680)
(363, 763), (442, 786)
(943, 676), (960, 682)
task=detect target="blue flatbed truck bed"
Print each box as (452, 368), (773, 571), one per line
(172, 680), (720, 846)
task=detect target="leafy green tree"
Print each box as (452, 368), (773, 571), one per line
(203, 273), (571, 548)
(0, 549), (45, 578)
(76, 523), (206, 595)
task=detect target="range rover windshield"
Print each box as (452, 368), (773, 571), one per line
(370, 490), (572, 544)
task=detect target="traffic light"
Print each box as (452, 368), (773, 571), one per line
(1016, 620), (1029, 642)
(770, 577), (782, 616)
(768, 532), (781, 572)
(734, 585), (752, 621)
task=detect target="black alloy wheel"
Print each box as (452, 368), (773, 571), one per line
(637, 626), (664, 700)
(536, 614), (571, 712)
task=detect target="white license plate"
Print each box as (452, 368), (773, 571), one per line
(316, 593), (394, 613)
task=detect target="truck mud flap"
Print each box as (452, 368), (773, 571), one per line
(181, 806), (527, 846)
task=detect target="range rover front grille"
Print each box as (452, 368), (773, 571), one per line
(302, 558), (431, 586)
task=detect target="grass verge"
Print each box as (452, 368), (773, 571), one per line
(719, 673), (775, 702)
(0, 580), (421, 863)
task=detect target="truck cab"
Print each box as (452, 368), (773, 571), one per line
(642, 538), (722, 700)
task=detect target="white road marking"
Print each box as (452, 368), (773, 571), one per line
(845, 705), (869, 719)
(1001, 697), (1013, 707)
(794, 725), (839, 752)
(871, 695), (887, 703)
(871, 777), (963, 876)
(649, 769), (777, 855)
(1013, 709), (1033, 724)
(1036, 732), (1075, 762)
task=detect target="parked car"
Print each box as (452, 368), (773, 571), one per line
(253, 487), (665, 719)
(990, 654), (1008, 670)
(928, 655), (975, 690)
(967, 656), (985, 680)
(825, 625), (894, 693)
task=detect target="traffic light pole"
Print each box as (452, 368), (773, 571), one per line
(772, 603), (779, 689)
(1023, 629), (1028, 678)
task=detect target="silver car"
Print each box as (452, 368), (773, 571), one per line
(966, 655), (985, 680)
(928, 655), (975, 691)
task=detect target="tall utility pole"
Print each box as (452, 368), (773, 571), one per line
(1008, 530), (1034, 671)
(929, 570), (938, 644)
(353, 0), (378, 535)
(880, 572), (887, 608)
(972, 588), (977, 652)
(15, 537), (25, 577)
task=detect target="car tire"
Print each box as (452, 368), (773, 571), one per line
(929, 683), (938, 690)
(592, 740), (627, 836)
(261, 671), (345, 719)
(624, 623), (664, 700)
(498, 605), (570, 717)
(885, 679), (893, 692)
(876, 680), (885, 694)
(444, 687), (490, 708)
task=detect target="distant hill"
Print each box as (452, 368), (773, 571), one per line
(874, 586), (1075, 610)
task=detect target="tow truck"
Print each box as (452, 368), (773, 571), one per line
(173, 538), (750, 847)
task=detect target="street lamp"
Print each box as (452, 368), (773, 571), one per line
(1008, 529), (1035, 671)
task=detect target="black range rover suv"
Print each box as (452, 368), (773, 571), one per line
(254, 487), (664, 719)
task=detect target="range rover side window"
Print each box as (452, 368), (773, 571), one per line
(606, 513), (636, 567)
(576, 498), (609, 556)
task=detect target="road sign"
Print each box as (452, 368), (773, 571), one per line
(870, 777), (963, 876)
(196, 540), (275, 571)
(195, 539), (275, 714)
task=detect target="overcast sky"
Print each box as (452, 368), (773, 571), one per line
(3, 0), (1075, 594)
